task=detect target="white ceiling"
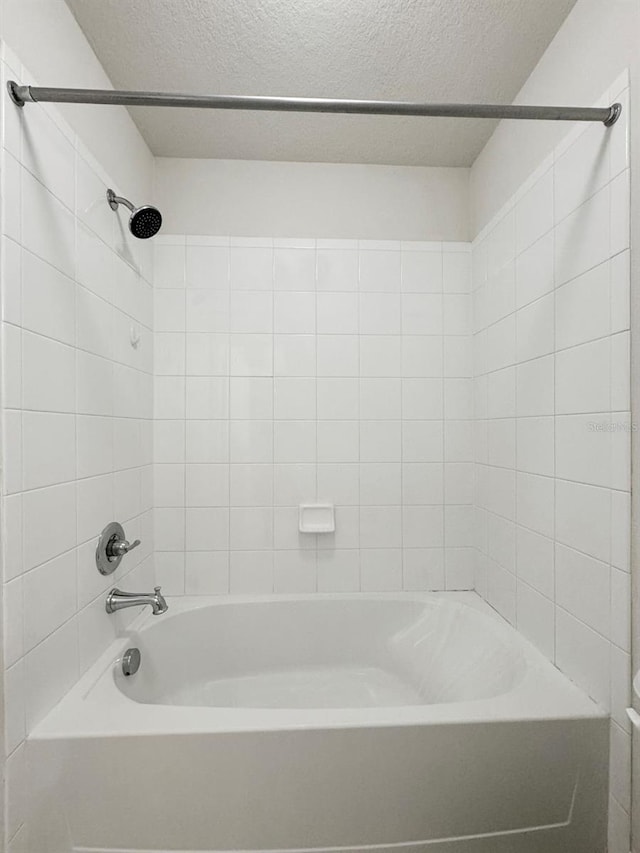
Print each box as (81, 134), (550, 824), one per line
(65, 0), (577, 166)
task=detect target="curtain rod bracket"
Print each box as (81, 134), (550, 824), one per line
(604, 102), (622, 127)
(7, 81), (31, 107)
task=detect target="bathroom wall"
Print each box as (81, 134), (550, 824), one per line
(153, 235), (474, 595)
(155, 159), (470, 241)
(470, 0), (639, 235)
(0, 33), (155, 853)
(471, 70), (632, 852)
(0, 7), (156, 849)
(473, 3), (640, 850)
(1, 0), (153, 202)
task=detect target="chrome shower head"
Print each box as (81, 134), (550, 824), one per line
(107, 188), (162, 239)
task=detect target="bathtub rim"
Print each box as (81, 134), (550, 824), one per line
(30, 591), (606, 741)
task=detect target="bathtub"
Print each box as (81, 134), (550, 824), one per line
(27, 592), (608, 853)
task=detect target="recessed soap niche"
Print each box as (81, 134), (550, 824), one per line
(299, 504), (336, 534)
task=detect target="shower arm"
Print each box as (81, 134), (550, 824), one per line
(6, 81), (622, 126)
(106, 189), (134, 212)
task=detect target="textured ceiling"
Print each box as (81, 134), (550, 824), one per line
(64, 0), (577, 166)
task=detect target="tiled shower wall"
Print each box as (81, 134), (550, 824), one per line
(472, 73), (631, 848)
(153, 237), (474, 595)
(0, 48), (155, 849)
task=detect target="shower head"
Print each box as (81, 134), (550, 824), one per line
(107, 188), (162, 239)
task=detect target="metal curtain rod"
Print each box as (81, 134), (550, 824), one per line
(7, 81), (622, 126)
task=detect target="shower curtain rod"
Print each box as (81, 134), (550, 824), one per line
(7, 81), (622, 126)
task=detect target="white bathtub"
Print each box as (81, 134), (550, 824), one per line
(27, 593), (608, 853)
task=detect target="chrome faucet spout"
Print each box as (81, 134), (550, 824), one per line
(106, 586), (168, 616)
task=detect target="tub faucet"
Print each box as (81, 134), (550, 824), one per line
(106, 586), (168, 616)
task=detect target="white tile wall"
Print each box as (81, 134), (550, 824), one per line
(154, 237), (473, 595)
(472, 73), (631, 849)
(0, 47), (155, 849)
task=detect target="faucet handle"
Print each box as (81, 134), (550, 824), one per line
(109, 537), (141, 558)
(153, 586), (168, 614)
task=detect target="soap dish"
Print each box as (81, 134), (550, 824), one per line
(299, 504), (335, 533)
